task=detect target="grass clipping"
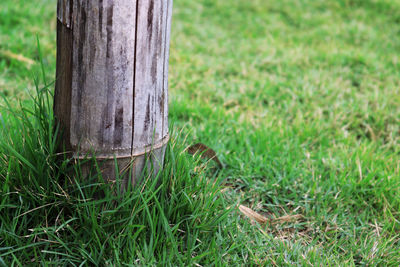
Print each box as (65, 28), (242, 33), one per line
(238, 205), (303, 226)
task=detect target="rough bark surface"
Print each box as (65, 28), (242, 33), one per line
(55, 0), (172, 184)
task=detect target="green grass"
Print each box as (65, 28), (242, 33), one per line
(1, 0), (399, 265)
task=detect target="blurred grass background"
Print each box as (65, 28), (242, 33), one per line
(0, 0), (399, 265)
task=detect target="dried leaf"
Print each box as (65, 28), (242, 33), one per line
(238, 205), (269, 224)
(186, 143), (223, 168)
(0, 49), (35, 67)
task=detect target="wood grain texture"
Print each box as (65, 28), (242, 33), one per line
(57, 0), (72, 28)
(54, 19), (73, 151)
(70, 0), (136, 157)
(55, 0), (173, 182)
(163, 0), (173, 137)
(133, 0), (170, 149)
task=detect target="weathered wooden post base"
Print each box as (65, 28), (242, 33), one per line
(55, 0), (173, 187)
(76, 136), (168, 190)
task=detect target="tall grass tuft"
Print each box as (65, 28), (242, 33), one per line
(0, 67), (231, 266)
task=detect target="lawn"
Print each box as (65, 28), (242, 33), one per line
(1, 0), (399, 265)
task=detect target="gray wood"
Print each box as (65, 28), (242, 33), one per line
(57, 0), (72, 28)
(133, 0), (169, 149)
(163, 0), (173, 137)
(54, 0), (173, 186)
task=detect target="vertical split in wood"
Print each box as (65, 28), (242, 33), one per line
(55, 0), (173, 188)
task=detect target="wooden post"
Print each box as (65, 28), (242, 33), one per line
(54, 0), (173, 188)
